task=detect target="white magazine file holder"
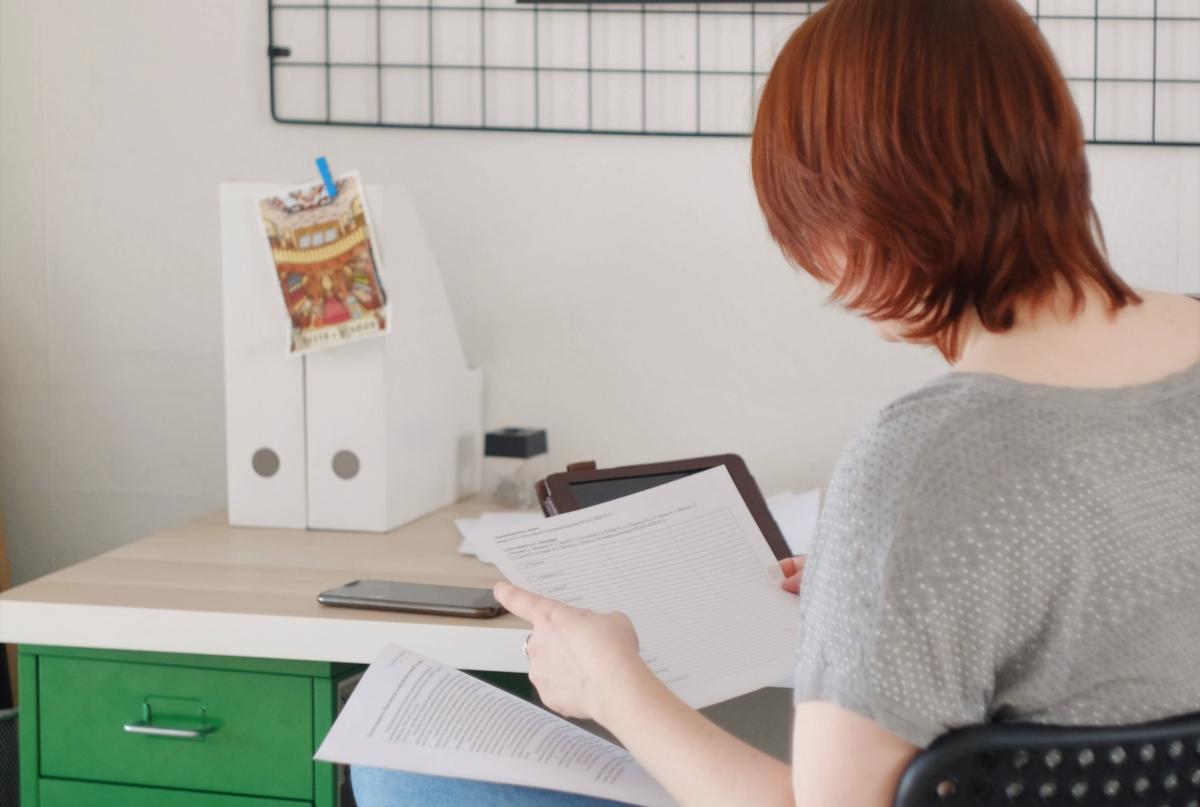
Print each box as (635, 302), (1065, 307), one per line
(220, 182), (482, 531)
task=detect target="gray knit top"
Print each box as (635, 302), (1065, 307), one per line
(793, 360), (1200, 747)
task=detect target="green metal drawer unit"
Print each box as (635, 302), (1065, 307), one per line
(20, 646), (363, 807)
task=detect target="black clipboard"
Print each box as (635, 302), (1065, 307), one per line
(535, 453), (790, 560)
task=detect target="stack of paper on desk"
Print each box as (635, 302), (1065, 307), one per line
(766, 487), (822, 556)
(316, 467), (800, 805)
(454, 511), (544, 564)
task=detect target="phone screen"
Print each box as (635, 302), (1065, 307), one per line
(317, 579), (504, 617)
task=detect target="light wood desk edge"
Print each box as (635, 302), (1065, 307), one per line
(0, 496), (532, 673)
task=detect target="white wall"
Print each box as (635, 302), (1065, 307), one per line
(1, 0), (1197, 585)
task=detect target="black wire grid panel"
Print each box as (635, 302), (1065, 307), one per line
(267, 0), (1200, 144)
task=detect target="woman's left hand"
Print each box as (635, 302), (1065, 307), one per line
(780, 555), (807, 595)
(494, 581), (645, 722)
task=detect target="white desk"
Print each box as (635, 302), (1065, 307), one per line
(0, 498), (530, 672)
(0, 498), (541, 807)
(0, 497), (791, 807)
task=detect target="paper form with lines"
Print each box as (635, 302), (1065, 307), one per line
(476, 466), (799, 709)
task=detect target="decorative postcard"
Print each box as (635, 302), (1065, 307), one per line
(257, 171), (389, 354)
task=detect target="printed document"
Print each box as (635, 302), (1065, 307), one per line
(315, 645), (675, 807)
(316, 467), (796, 804)
(474, 466), (799, 709)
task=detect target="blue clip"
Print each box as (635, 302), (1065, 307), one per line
(316, 156), (337, 199)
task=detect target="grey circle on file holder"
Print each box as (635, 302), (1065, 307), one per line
(252, 448), (280, 478)
(332, 450), (360, 480)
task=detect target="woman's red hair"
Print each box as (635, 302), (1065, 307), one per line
(751, 0), (1139, 358)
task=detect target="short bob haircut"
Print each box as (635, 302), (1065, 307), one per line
(752, 0), (1140, 359)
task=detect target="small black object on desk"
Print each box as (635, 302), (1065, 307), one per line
(484, 428), (549, 509)
(485, 428), (548, 458)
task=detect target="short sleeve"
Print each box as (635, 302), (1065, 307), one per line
(793, 401), (1015, 748)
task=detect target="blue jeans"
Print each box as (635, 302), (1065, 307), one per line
(350, 766), (637, 807)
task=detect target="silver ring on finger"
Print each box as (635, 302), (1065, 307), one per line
(521, 633), (532, 659)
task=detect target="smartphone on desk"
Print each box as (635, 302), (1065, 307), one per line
(317, 580), (506, 618)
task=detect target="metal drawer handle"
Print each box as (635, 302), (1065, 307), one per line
(124, 696), (217, 740)
(123, 720), (214, 739)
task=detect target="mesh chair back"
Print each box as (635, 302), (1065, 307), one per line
(895, 712), (1200, 807)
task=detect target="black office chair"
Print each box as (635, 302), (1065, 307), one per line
(895, 713), (1200, 806)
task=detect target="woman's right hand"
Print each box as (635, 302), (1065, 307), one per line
(780, 556), (807, 595)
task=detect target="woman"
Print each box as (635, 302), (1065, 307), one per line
(355, 0), (1200, 804)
